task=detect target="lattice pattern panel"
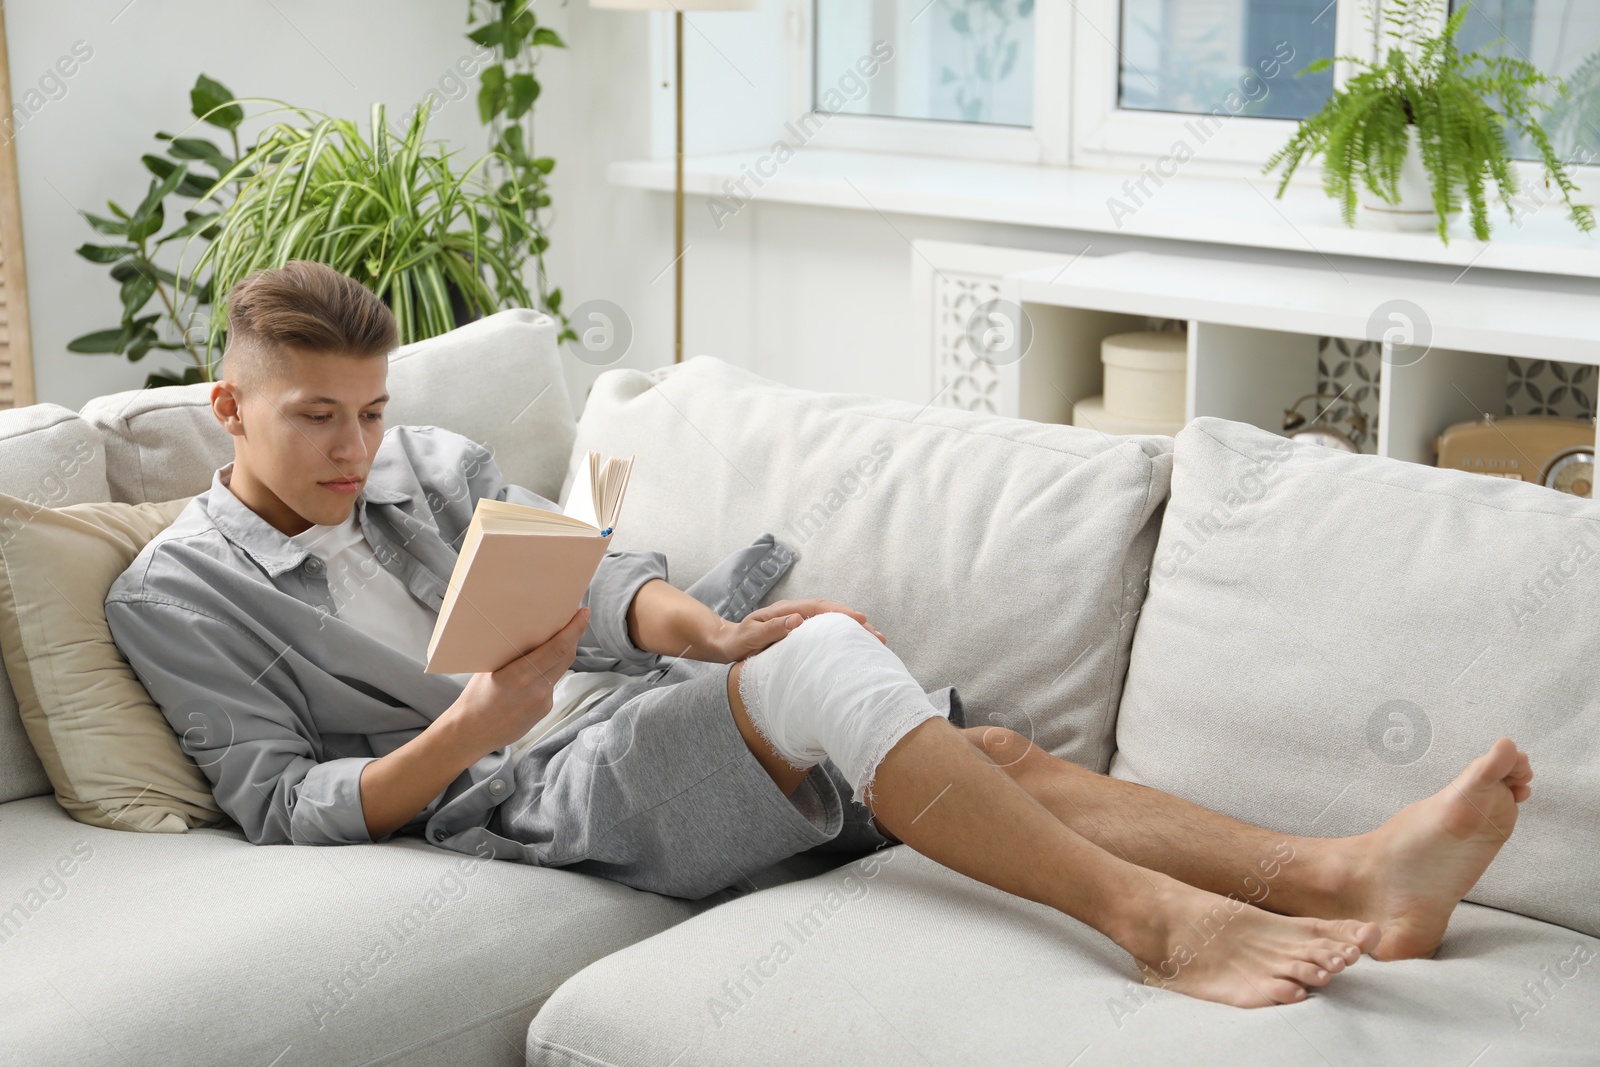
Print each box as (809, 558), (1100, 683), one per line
(933, 271), (1006, 414)
(1507, 358), (1595, 419)
(1316, 337), (1382, 454)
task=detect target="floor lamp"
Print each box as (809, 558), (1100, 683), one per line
(589, 0), (760, 364)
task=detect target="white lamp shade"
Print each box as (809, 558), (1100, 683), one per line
(589, 0), (758, 9)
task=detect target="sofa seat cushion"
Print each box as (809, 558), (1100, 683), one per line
(0, 795), (697, 1067)
(1112, 417), (1600, 940)
(566, 356), (1174, 773)
(527, 844), (1599, 1066)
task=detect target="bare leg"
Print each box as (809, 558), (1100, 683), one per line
(961, 725), (1534, 961)
(726, 663), (1380, 1008)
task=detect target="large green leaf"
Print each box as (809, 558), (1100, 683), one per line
(67, 328), (128, 354)
(478, 64), (507, 124)
(76, 242), (136, 264)
(125, 321), (160, 361)
(82, 211), (129, 237)
(176, 171), (219, 198)
(120, 272), (158, 319)
(531, 27), (565, 48)
(127, 200), (166, 243)
(166, 137), (233, 171)
(191, 74), (243, 131)
(134, 163), (188, 221)
(506, 74), (539, 119)
(109, 260), (180, 288)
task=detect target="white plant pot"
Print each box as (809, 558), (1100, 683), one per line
(1359, 125), (1445, 232)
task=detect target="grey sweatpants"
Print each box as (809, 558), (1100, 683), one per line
(488, 655), (966, 900)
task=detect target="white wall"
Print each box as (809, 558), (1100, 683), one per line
(8, 0), (493, 411)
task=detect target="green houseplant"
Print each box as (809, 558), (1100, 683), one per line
(189, 100), (533, 364)
(1264, 0), (1596, 242)
(68, 75), (245, 386)
(467, 0), (574, 342)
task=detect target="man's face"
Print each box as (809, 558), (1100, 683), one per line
(215, 347), (389, 536)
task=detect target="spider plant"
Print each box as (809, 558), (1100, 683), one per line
(1264, 0), (1595, 243)
(185, 99), (532, 371)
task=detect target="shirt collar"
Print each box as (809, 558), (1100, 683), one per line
(205, 444), (413, 578)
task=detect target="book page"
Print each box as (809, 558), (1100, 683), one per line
(595, 454), (634, 533)
(563, 453), (600, 529)
(564, 450), (633, 534)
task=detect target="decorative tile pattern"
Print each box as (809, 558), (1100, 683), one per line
(933, 271), (1005, 414)
(1507, 358), (1595, 419)
(1316, 337), (1382, 453)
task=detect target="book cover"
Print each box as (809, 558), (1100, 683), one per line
(424, 451), (633, 674)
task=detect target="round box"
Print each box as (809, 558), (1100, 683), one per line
(1072, 395), (1184, 437)
(1101, 331), (1187, 422)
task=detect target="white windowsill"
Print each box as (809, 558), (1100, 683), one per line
(608, 149), (1600, 281)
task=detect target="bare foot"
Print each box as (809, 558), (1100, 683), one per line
(1120, 873), (1381, 1007)
(1333, 737), (1533, 961)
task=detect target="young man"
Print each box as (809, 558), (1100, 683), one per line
(107, 261), (1534, 1010)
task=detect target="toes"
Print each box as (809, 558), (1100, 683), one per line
(1474, 738), (1519, 784)
(1306, 938), (1357, 972)
(1278, 960), (1333, 988)
(1255, 978), (1310, 1005)
(1316, 919), (1379, 955)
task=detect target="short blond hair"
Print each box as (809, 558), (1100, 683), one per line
(221, 261), (397, 390)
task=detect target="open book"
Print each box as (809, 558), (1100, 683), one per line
(424, 451), (635, 674)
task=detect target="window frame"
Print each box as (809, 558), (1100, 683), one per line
(790, 0), (1068, 164)
(1067, 0), (1367, 175)
(791, 0), (1597, 194)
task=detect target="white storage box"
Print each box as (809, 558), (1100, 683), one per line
(1102, 331), (1187, 423)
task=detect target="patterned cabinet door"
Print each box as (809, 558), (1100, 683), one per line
(933, 271), (1009, 415)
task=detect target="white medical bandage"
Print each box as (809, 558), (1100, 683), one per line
(735, 612), (949, 807)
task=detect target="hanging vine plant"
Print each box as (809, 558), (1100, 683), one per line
(467, 0), (575, 342)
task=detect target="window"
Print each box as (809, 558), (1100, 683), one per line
(813, 0), (1036, 127)
(1117, 0), (1337, 121)
(797, 0), (1598, 178)
(1452, 0), (1600, 163)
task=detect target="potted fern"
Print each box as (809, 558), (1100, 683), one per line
(1265, 0), (1596, 243)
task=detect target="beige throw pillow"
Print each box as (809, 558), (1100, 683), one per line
(0, 492), (226, 832)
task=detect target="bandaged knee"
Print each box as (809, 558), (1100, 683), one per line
(736, 611), (948, 806)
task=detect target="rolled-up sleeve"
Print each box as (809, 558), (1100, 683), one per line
(104, 597), (376, 846)
(461, 440), (667, 676)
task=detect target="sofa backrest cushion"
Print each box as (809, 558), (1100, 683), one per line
(565, 356), (1174, 773)
(0, 493), (224, 831)
(1112, 416), (1600, 937)
(78, 308), (577, 504)
(0, 403), (109, 803)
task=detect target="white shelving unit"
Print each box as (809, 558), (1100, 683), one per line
(999, 251), (1600, 466)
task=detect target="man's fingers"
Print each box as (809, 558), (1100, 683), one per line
(515, 606), (591, 679)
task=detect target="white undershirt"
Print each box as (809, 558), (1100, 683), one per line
(287, 507), (624, 741)
(287, 507), (475, 685)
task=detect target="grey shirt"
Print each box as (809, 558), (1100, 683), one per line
(104, 424), (680, 857)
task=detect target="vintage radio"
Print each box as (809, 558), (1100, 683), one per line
(1434, 415), (1596, 497)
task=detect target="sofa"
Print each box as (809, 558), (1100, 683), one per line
(1, 309), (1595, 1066)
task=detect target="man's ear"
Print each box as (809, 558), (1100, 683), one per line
(212, 380), (246, 438)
